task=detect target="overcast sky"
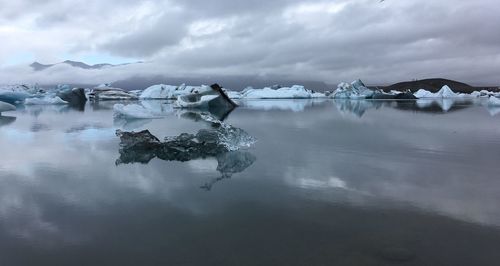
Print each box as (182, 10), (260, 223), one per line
(0, 0), (499, 86)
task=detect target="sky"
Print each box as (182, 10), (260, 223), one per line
(0, 0), (499, 86)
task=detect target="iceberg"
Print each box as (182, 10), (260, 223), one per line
(487, 96), (500, 107)
(311, 92), (326, 98)
(0, 85), (39, 104)
(414, 85), (460, 98)
(225, 90), (243, 99)
(115, 114), (256, 165)
(56, 87), (87, 108)
(88, 86), (137, 101)
(175, 94), (219, 108)
(139, 84), (178, 99)
(241, 85), (315, 99)
(331, 80), (374, 99)
(24, 96), (68, 105)
(0, 101), (16, 114)
(435, 85), (458, 98)
(173, 84), (238, 120)
(139, 84), (213, 99)
(414, 89), (435, 98)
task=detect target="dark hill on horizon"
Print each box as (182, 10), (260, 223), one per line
(378, 78), (498, 93)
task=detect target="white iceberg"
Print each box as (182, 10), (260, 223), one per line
(139, 84), (178, 99)
(0, 101), (16, 114)
(414, 89), (435, 98)
(225, 90), (243, 99)
(139, 84), (212, 99)
(487, 96), (500, 106)
(311, 92), (326, 98)
(414, 85), (461, 98)
(241, 85), (313, 99)
(435, 85), (458, 98)
(24, 96), (68, 105)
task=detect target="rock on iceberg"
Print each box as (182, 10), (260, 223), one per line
(57, 87), (87, 108)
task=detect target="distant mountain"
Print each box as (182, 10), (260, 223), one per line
(380, 78), (496, 93)
(30, 60), (141, 71)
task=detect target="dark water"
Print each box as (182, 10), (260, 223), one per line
(1, 99), (500, 265)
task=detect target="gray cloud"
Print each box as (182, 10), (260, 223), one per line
(1, 0), (499, 86)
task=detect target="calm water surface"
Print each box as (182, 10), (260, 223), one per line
(1, 99), (500, 265)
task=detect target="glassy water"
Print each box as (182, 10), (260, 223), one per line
(1, 98), (500, 265)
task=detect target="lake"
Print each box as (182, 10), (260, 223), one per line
(1, 98), (500, 265)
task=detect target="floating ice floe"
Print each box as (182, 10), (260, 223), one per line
(115, 113), (256, 165)
(240, 85), (316, 99)
(0, 101), (16, 114)
(24, 96), (68, 105)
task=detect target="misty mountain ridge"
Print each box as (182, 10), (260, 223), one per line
(30, 60), (142, 71)
(27, 61), (498, 92)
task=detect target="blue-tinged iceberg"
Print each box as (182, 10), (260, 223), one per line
(331, 80), (374, 99)
(0, 85), (41, 104)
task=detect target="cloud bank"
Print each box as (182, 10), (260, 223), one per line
(0, 0), (499, 86)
